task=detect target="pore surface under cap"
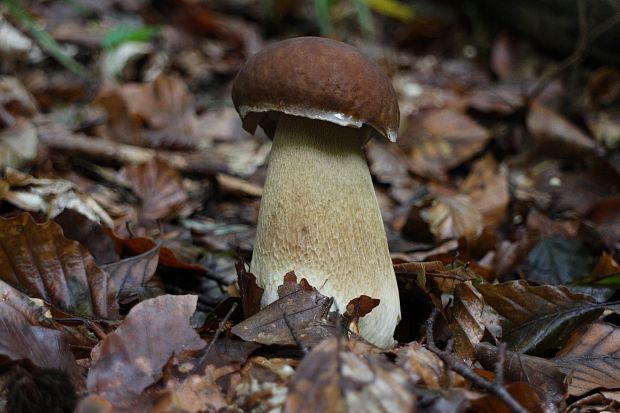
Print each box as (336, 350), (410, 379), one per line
(232, 36), (400, 142)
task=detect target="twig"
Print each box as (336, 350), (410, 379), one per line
(425, 309), (529, 413)
(495, 342), (507, 387)
(193, 301), (237, 374)
(527, 3), (620, 102)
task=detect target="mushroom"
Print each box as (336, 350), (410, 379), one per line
(232, 37), (400, 348)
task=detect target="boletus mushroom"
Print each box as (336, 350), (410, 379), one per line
(232, 37), (400, 348)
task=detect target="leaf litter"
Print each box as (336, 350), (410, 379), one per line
(2, 1), (620, 412)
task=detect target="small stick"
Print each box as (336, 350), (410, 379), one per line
(425, 309), (529, 413)
(193, 301), (238, 374)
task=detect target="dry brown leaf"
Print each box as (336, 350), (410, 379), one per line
(235, 258), (264, 318)
(284, 338), (416, 413)
(588, 67), (620, 107)
(54, 209), (119, 266)
(475, 342), (566, 409)
(101, 243), (160, 302)
(588, 196), (620, 257)
(462, 154), (509, 233)
(554, 322), (620, 396)
(451, 283), (501, 360)
(0, 279), (78, 376)
(395, 341), (455, 388)
(0, 76), (38, 119)
(87, 294), (205, 405)
(477, 281), (602, 354)
(96, 75), (198, 150)
(527, 102), (599, 158)
(469, 382), (546, 413)
(157, 367), (228, 412)
(586, 109), (620, 149)
(231, 273), (335, 347)
(427, 191), (483, 243)
(119, 158), (190, 221)
(234, 357), (297, 412)
(1, 167), (112, 225)
(406, 109), (491, 179)
(0, 118), (38, 169)
(0, 213), (118, 320)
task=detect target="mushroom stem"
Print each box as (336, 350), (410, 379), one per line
(251, 114), (400, 348)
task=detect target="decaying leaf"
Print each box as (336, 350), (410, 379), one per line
(235, 258), (264, 318)
(450, 283), (501, 360)
(101, 242), (161, 301)
(54, 209), (119, 266)
(95, 75), (198, 150)
(477, 281), (604, 354)
(475, 342), (566, 409)
(395, 341), (456, 388)
(406, 109), (491, 179)
(527, 102), (599, 158)
(119, 158), (190, 221)
(0, 280), (78, 375)
(469, 382), (546, 413)
(234, 357), (297, 412)
(87, 295), (205, 405)
(0, 213), (118, 320)
(0, 167), (112, 226)
(554, 322), (620, 396)
(0, 119), (38, 169)
(158, 366), (228, 412)
(523, 236), (596, 284)
(231, 273), (335, 347)
(427, 191), (483, 243)
(284, 338), (417, 413)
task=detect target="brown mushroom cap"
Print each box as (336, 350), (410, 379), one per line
(232, 37), (400, 142)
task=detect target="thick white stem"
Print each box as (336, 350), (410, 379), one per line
(251, 114), (400, 348)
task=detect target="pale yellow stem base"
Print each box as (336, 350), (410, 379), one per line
(250, 114), (401, 348)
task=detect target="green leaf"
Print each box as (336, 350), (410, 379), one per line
(102, 24), (159, 50)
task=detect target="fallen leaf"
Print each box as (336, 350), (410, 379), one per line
(588, 196), (620, 258)
(0, 315), (78, 375)
(1, 167), (112, 226)
(0, 213), (118, 319)
(523, 236), (596, 284)
(0, 119), (38, 168)
(406, 109), (492, 179)
(157, 367), (228, 412)
(586, 109), (620, 149)
(235, 258), (263, 318)
(231, 273), (335, 347)
(450, 283), (501, 360)
(54, 209), (119, 266)
(101, 243), (161, 302)
(477, 281), (604, 354)
(0, 76), (38, 119)
(96, 75), (198, 150)
(554, 322), (620, 396)
(475, 342), (566, 410)
(427, 191), (483, 243)
(87, 294), (205, 405)
(469, 382), (546, 413)
(395, 341), (453, 388)
(588, 67), (620, 108)
(119, 158), (190, 221)
(284, 338), (417, 413)
(461, 154), (509, 234)
(235, 357), (296, 412)
(527, 102), (599, 158)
